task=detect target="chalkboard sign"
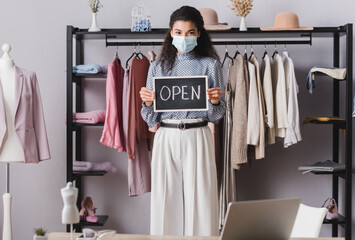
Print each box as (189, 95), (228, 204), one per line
(153, 75), (209, 112)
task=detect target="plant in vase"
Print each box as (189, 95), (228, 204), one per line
(228, 0), (253, 31)
(88, 0), (103, 32)
(33, 228), (47, 240)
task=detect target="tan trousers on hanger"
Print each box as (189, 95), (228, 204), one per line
(150, 119), (219, 236)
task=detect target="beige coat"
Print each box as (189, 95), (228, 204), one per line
(250, 54), (266, 159)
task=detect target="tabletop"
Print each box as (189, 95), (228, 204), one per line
(48, 232), (345, 240)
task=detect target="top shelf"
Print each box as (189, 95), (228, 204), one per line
(70, 25), (349, 40)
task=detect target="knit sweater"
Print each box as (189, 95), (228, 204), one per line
(230, 54), (248, 169)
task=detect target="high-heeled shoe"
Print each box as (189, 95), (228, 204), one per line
(79, 196), (98, 223)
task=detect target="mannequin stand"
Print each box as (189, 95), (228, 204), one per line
(3, 163), (13, 240)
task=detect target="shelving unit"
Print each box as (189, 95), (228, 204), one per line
(66, 24), (352, 238)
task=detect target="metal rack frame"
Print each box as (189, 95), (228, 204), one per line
(66, 24), (353, 238)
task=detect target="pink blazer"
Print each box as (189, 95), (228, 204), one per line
(0, 66), (51, 163)
(100, 57), (125, 152)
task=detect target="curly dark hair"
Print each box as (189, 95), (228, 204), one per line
(159, 6), (219, 74)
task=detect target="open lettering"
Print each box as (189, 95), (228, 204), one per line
(160, 85), (201, 101)
(153, 76), (208, 112)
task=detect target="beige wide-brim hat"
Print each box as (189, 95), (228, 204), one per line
(199, 8), (232, 31)
(260, 11), (313, 31)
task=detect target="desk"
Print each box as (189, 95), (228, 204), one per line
(48, 233), (345, 240)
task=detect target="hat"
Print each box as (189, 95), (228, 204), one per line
(260, 12), (313, 31)
(199, 8), (231, 31)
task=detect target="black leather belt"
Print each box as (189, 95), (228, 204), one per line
(160, 121), (208, 130)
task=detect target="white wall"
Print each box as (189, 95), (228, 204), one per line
(0, 0), (354, 239)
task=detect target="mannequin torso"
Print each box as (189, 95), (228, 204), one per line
(0, 58), (25, 163)
(61, 182), (80, 224)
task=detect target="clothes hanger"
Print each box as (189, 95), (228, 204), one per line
(148, 43), (156, 62)
(272, 41), (278, 58)
(136, 43), (144, 59)
(115, 46), (119, 58)
(283, 44), (290, 57)
(114, 46), (121, 64)
(243, 44), (248, 60)
(233, 43), (240, 58)
(262, 42), (268, 59)
(222, 44), (234, 66)
(248, 41), (255, 60)
(125, 44), (138, 69)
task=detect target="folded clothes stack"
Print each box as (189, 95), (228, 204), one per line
(65, 110), (106, 124)
(298, 160), (345, 174)
(72, 64), (108, 74)
(73, 160), (117, 173)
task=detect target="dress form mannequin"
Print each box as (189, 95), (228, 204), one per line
(0, 43), (19, 240)
(0, 43), (25, 163)
(61, 182), (80, 224)
(61, 182), (79, 240)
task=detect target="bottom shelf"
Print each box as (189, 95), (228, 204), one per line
(323, 214), (345, 225)
(76, 215), (109, 227)
(73, 171), (107, 176)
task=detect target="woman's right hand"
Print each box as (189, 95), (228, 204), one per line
(140, 87), (155, 107)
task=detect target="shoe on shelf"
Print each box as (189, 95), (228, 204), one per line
(79, 207), (86, 221)
(80, 196), (99, 223)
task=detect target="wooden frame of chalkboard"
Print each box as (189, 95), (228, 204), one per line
(153, 75), (209, 112)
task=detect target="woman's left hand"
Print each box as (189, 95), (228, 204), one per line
(207, 87), (222, 105)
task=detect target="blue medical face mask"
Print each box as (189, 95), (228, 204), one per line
(172, 35), (198, 53)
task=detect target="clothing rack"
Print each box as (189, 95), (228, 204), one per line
(105, 33), (312, 46)
(66, 24), (352, 239)
(105, 40), (312, 47)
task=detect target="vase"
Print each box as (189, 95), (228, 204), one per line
(239, 17), (247, 31)
(89, 12), (101, 32)
(33, 235), (47, 240)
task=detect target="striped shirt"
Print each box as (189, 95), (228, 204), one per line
(141, 51), (226, 128)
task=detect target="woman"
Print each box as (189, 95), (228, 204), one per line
(140, 6), (225, 236)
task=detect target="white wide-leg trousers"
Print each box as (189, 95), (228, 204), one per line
(150, 119), (219, 236)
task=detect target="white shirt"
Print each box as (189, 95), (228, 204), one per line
(271, 53), (288, 138)
(247, 61), (260, 145)
(261, 55), (275, 144)
(283, 51), (302, 147)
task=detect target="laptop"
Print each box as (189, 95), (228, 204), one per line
(220, 198), (301, 240)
